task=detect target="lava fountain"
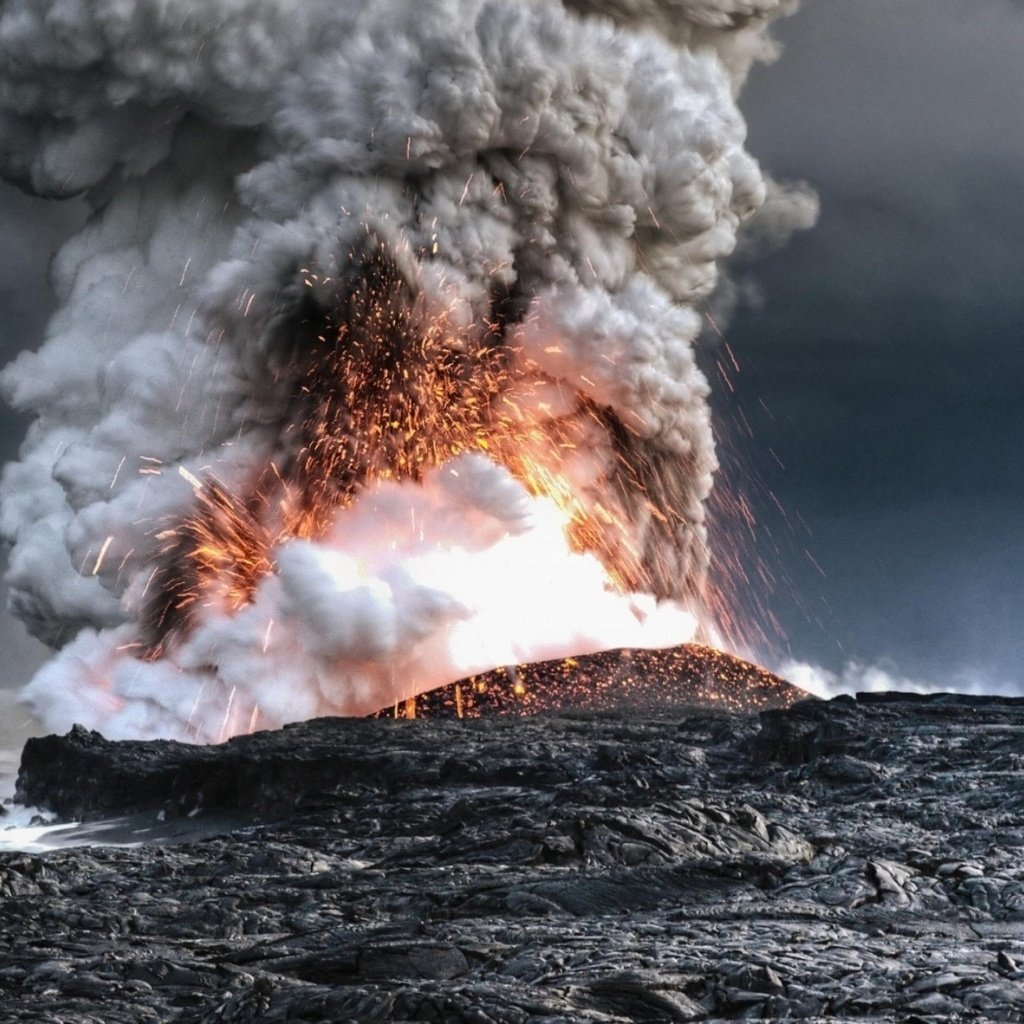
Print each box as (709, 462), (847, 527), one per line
(0, 0), (816, 741)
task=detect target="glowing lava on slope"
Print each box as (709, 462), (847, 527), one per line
(379, 643), (806, 719)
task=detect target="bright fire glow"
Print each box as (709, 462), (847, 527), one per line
(24, 246), (723, 743)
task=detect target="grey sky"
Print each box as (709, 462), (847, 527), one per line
(724, 0), (1024, 685)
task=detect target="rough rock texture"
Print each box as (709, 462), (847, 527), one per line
(5, 692), (1024, 1021)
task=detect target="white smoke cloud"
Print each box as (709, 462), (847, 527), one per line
(779, 659), (1023, 701)
(0, 0), (809, 740)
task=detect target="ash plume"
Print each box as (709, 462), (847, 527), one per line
(0, 0), (812, 740)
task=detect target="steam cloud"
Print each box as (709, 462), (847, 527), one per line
(0, 0), (812, 740)
(780, 660), (1024, 701)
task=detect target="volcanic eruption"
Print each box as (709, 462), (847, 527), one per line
(0, 0), (815, 741)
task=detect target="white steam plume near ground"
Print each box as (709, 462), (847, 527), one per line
(781, 661), (1024, 701)
(0, 0), (814, 741)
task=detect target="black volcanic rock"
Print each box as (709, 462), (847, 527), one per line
(5, 693), (1024, 1022)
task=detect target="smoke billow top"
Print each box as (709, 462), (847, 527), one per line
(0, 0), (814, 741)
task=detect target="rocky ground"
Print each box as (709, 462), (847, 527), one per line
(4, 688), (1024, 1021)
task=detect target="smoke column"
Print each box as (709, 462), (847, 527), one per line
(0, 0), (813, 741)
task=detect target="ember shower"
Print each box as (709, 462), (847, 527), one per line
(0, 0), (814, 741)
